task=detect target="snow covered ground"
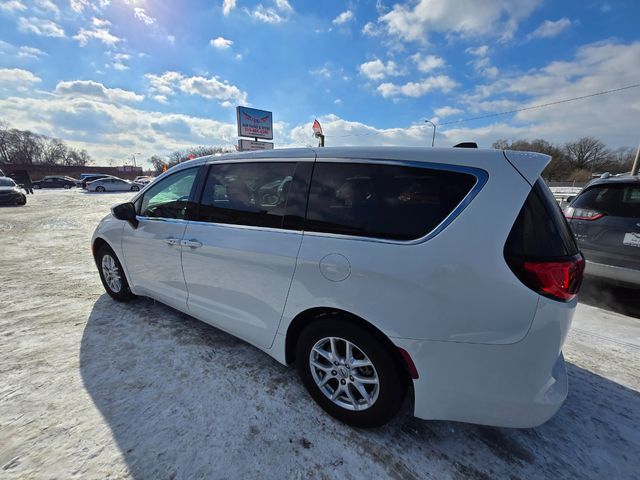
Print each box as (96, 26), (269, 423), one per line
(1, 190), (639, 479)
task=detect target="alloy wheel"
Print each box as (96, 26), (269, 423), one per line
(101, 254), (122, 293)
(309, 337), (380, 411)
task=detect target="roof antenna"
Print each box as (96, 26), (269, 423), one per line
(453, 142), (478, 148)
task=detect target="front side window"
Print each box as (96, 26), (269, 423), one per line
(306, 162), (477, 241)
(139, 167), (198, 219)
(195, 162), (297, 229)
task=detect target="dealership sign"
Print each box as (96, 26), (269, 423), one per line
(238, 139), (274, 151)
(236, 106), (273, 140)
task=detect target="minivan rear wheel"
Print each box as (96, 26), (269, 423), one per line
(296, 317), (406, 428)
(96, 245), (134, 302)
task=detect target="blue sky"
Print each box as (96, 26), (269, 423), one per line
(0, 0), (639, 164)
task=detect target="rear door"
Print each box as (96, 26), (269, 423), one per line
(180, 159), (313, 348)
(567, 182), (640, 270)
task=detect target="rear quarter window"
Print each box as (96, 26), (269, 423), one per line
(505, 179), (579, 259)
(305, 162), (477, 241)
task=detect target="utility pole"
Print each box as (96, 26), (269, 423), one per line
(425, 120), (436, 147)
(632, 143), (640, 176)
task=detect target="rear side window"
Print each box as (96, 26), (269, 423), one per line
(505, 179), (578, 259)
(305, 162), (477, 241)
(195, 162), (297, 229)
(572, 183), (640, 218)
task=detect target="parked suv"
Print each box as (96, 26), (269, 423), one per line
(91, 147), (583, 428)
(564, 175), (640, 287)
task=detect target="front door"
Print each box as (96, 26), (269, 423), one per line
(121, 166), (200, 311)
(181, 160), (312, 348)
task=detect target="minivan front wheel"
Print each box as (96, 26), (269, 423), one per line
(96, 246), (134, 302)
(296, 318), (406, 428)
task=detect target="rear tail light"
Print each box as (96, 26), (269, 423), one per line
(563, 206), (604, 221)
(508, 254), (585, 302)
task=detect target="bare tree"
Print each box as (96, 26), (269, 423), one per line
(564, 137), (610, 172)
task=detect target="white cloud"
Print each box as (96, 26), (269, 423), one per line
(247, 0), (294, 23)
(448, 41), (640, 147)
(362, 21), (382, 36)
(333, 10), (354, 25)
(167, 35), (175, 44)
(210, 36), (233, 49)
(309, 67), (332, 79)
(0, 68), (41, 88)
(146, 71), (248, 106)
(113, 62), (128, 70)
(17, 46), (46, 59)
(222, 0), (236, 15)
(73, 20), (121, 46)
(379, 0), (542, 43)
(334, 98), (342, 105)
(359, 58), (403, 80)
(55, 80), (144, 103)
(35, 0), (59, 16)
(0, 1), (26, 12)
(411, 53), (445, 72)
(377, 75), (458, 98)
(18, 17), (65, 37)
(528, 18), (572, 39)
(179, 76), (248, 105)
(134, 7), (156, 25)
(70, 0), (110, 13)
(434, 106), (463, 117)
(0, 92), (238, 161)
(465, 45), (498, 78)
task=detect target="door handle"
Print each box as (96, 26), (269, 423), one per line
(165, 238), (180, 246)
(181, 239), (202, 248)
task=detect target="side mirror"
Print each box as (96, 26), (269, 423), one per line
(112, 202), (139, 228)
(566, 196), (575, 204)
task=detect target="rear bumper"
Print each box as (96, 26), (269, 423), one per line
(393, 297), (575, 428)
(585, 261), (640, 287)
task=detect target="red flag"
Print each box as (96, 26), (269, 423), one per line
(312, 119), (323, 136)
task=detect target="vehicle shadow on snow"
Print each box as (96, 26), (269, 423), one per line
(80, 295), (640, 480)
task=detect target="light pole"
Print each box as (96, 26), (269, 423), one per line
(425, 120), (436, 147)
(131, 152), (141, 167)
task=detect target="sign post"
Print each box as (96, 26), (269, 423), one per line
(313, 119), (324, 147)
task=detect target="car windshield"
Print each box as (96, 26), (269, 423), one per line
(0, 178), (16, 187)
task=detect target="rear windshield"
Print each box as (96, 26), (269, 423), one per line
(572, 183), (640, 218)
(505, 179), (578, 259)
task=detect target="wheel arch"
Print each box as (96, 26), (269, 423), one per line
(284, 307), (414, 387)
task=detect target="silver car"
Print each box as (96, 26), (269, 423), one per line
(87, 177), (143, 192)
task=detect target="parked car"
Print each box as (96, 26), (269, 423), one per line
(133, 176), (155, 185)
(87, 177), (143, 192)
(81, 174), (113, 189)
(0, 177), (27, 205)
(91, 146), (584, 428)
(32, 176), (77, 189)
(564, 175), (640, 287)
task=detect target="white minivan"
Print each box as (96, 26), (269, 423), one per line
(91, 147), (584, 428)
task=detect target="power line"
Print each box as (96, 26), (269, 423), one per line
(438, 82), (640, 126)
(324, 82), (640, 138)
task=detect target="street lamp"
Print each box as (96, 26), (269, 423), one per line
(131, 152), (141, 167)
(425, 120), (436, 147)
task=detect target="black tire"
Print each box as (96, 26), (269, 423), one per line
(95, 245), (134, 302)
(131, 185), (140, 191)
(33, 184), (40, 189)
(96, 186), (105, 192)
(64, 184), (71, 189)
(17, 196), (26, 206)
(296, 316), (406, 428)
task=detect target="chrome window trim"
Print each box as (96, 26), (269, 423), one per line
(203, 157), (315, 165)
(133, 158), (488, 245)
(303, 158), (488, 245)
